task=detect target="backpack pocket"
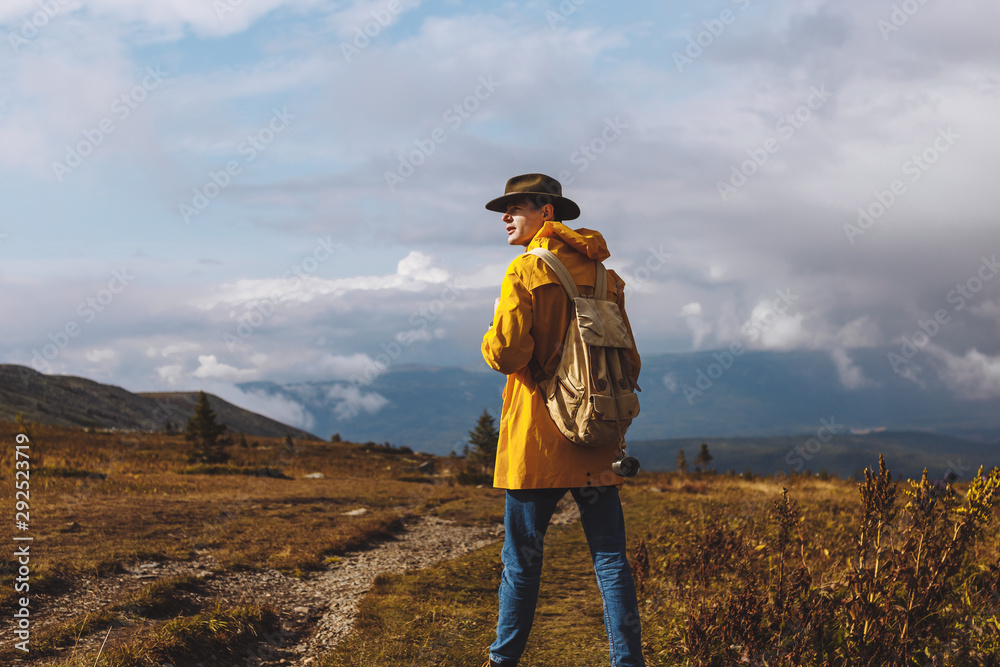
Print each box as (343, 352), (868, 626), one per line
(546, 374), (585, 435)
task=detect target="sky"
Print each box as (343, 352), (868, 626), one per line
(2, 0), (999, 429)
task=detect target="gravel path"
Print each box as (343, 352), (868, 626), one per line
(25, 497), (583, 666)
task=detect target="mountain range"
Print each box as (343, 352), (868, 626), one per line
(2, 347), (998, 479)
(238, 347), (1000, 449)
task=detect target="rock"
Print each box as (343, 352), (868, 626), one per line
(343, 508), (368, 516)
(304, 472), (325, 479)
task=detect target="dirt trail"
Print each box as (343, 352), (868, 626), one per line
(26, 497), (584, 666)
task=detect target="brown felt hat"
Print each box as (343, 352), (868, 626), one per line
(485, 173), (580, 221)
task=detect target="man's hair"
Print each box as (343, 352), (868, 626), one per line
(513, 195), (555, 214)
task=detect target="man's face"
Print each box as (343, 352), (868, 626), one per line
(503, 199), (550, 246)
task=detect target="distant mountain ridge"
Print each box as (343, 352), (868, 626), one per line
(236, 347), (1000, 453)
(627, 431), (998, 482)
(0, 365), (318, 440)
(4, 346), (1000, 471)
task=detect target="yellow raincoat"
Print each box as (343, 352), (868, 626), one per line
(482, 221), (641, 489)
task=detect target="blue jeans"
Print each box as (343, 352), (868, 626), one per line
(489, 486), (645, 667)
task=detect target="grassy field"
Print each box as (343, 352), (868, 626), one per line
(2, 420), (998, 666)
(322, 467), (1000, 667)
(0, 420), (506, 665)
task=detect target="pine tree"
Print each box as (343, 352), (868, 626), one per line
(467, 408), (499, 474)
(694, 442), (714, 474)
(184, 391), (232, 464)
(676, 448), (688, 475)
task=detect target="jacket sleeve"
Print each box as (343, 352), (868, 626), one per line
(482, 262), (535, 375)
(609, 269), (641, 387)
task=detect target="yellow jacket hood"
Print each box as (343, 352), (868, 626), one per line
(528, 221), (611, 262)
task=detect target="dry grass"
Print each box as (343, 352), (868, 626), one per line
(0, 420), (505, 665)
(317, 466), (1000, 667)
(5, 420), (996, 666)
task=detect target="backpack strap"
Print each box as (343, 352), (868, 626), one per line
(595, 261), (608, 301)
(527, 248), (580, 299)
(529, 248), (612, 301)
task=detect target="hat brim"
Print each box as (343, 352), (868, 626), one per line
(484, 193), (580, 221)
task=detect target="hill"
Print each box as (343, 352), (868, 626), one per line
(0, 364), (318, 440)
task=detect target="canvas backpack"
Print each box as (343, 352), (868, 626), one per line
(527, 248), (640, 448)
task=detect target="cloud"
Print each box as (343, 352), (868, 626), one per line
(830, 347), (874, 390)
(681, 302), (712, 350)
(835, 316), (882, 348)
(0, 0), (330, 38)
(156, 364), (184, 385)
(147, 342), (200, 358)
(324, 383), (389, 419)
(194, 251), (454, 310)
(208, 383), (317, 431)
(192, 354), (257, 381)
(313, 353), (379, 381)
(84, 347), (115, 362)
(930, 347), (1000, 400)
(2, 0), (999, 411)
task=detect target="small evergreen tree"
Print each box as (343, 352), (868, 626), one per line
(330, 433), (342, 443)
(467, 408), (499, 474)
(184, 391), (232, 464)
(694, 442), (714, 474)
(676, 448), (688, 475)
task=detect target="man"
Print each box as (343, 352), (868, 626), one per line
(481, 174), (645, 667)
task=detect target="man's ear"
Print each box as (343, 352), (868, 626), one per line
(542, 203), (555, 221)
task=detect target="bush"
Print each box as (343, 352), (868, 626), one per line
(640, 455), (1000, 666)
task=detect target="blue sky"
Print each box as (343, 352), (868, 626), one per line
(2, 0), (999, 428)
